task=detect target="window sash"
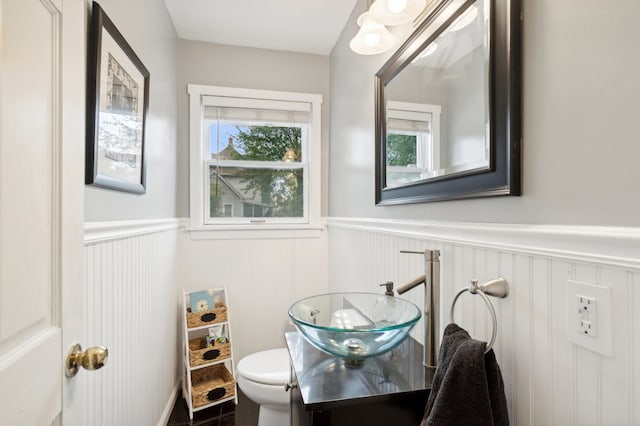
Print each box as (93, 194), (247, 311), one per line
(203, 101), (311, 224)
(204, 161), (309, 225)
(205, 121), (310, 164)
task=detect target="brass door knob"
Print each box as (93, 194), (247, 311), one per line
(66, 343), (109, 377)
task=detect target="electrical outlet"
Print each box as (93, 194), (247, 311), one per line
(567, 280), (612, 356)
(576, 295), (596, 337)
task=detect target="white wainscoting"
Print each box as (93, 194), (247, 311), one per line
(178, 229), (329, 362)
(327, 218), (640, 426)
(84, 219), (182, 426)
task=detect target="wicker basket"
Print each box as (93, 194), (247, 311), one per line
(188, 337), (232, 367)
(186, 302), (228, 328)
(191, 364), (235, 408)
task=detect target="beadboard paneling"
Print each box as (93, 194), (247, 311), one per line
(328, 218), (640, 426)
(84, 222), (180, 426)
(178, 230), (329, 362)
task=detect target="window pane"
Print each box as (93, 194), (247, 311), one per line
(210, 123), (303, 163)
(387, 133), (418, 167)
(209, 166), (304, 218)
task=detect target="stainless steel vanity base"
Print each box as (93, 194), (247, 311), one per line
(286, 331), (430, 426)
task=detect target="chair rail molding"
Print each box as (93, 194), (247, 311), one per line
(84, 217), (188, 245)
(327, 217), (640, 269)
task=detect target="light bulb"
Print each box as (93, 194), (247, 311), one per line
(350, 12), (396, 55)
(364, 32), (381, 47)
(387, 0), (407, 14)
(369, 0), (426, 26)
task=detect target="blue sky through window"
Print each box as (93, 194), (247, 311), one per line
(210, 123), (246, 154)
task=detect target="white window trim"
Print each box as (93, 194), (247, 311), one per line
(188, 84), (323, 237)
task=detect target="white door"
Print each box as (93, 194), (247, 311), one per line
(0, 0), (87, 424)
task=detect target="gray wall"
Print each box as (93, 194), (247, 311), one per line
(84, 0), (179, 222)
(176, 40), (331, 217)
(330, 0), (640, 226)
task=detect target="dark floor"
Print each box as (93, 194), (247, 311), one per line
(166, 388), (259, 426)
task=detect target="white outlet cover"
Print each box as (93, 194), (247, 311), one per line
(567, 280), (612, 356)
(576, 295), (597, 337)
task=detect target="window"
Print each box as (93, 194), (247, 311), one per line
(385, 101), (441, 187)
(189, 85), (322, 230)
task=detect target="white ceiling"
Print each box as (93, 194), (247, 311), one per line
(163, 0), (359, 55)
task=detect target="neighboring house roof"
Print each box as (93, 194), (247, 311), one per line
(213, 136), (241, 161)
(214, 173), (244, 199)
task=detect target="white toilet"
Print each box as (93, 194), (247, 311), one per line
(237, 348), (291, 426)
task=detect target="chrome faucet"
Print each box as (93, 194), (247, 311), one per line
(396, 249), (440, 370)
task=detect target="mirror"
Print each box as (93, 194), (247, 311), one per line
(375, 0), (521, 205)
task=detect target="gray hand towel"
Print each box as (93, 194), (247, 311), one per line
(421, 323), (509, 426)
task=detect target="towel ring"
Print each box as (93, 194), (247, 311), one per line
(450, 277), (509, 354)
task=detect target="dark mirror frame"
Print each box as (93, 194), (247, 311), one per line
(375, 0), (521, 205)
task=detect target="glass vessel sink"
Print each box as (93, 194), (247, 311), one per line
(288, 292), (421, 367)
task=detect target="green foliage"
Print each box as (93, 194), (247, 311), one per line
(386, 134), (417, 166)
(234, 126), (303, 217)
(236, 126), (301, 161)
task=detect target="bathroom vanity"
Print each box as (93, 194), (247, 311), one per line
(285, 332), (430, 426)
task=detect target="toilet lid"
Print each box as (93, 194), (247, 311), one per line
(237, 348), (290, 385)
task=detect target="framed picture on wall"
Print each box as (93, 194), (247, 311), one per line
(85, 1), (149, 194)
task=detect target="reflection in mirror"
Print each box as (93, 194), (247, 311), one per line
(385, 101), (441, 187)
(375, 0), (521, 204)
(385, 0), (488, 186)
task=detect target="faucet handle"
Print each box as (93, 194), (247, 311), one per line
(379, 281), (394, 296)
(400, 250), (424, 254)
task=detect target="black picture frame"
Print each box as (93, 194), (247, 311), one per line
(86, 1), (149, 194)
(375, 0), (521, 205)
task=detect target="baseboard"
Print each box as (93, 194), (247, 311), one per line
(157, 381), (181, 426)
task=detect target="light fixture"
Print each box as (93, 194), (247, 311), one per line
(282, 148), (298, 162)
(448, 4), (478, 32)
(369, 0), (427, 26)
(349, 11), (396, 55)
